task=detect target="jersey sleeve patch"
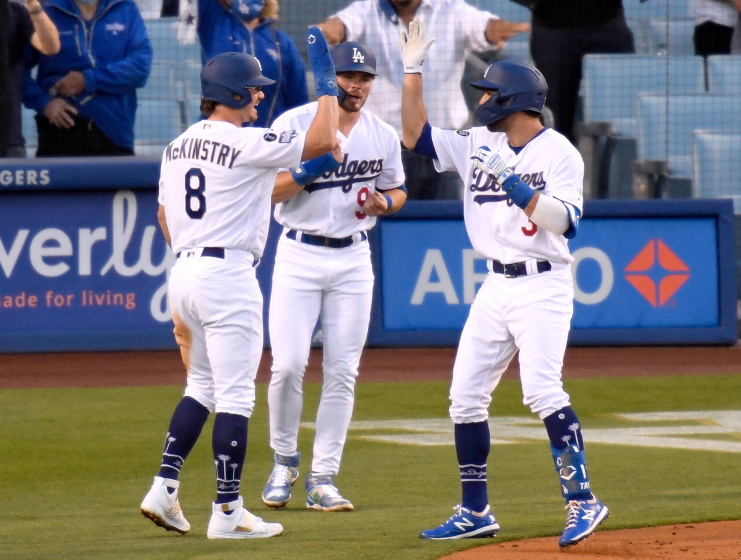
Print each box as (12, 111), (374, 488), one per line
(279, 130), (298, 143)
(263, 131), (277, 142)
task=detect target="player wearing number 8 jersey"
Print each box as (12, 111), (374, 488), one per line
(401, 19), (608, 547)
(140, 30), (340, 539)
(261, 42), (406, 512)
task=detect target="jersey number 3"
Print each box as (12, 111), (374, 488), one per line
(185, 168), (206, 219)
(522, 220), (538, 236)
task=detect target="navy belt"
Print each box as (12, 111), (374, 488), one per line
(287, 229), (367, 248)
(177, 247), (224, 259)
(491, 259), (551, 278)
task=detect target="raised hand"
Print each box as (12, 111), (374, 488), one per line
(307, 26), (338, 98)
(400, 18), (436, 74)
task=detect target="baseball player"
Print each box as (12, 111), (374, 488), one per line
(261, 42), (407, 512)
(400, 20), (608, 547)
(139, 28), (340, 539)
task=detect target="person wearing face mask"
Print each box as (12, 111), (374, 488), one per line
(189, 0), (309, 128)
(22, 0), (152, 156)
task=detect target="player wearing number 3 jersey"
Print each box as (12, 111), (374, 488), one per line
(262, 42), (406, 512)
(401, 19), (608, 548)
(140, 30), (340, 540)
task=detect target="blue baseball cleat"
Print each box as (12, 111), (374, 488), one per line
(262, 452), (300, 509)
(419, 505), (500, 540)
(559, 495), (609, 547)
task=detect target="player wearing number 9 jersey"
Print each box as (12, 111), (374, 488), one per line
(141, 31), (340, 540)
(261, 42), (406, 512)
(401, 20), (608, 548)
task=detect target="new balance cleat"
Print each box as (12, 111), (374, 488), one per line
(140, 476), (190, 534)
(559, 495), (609, 547)
(305, 473), (353, 512)
(207, 496), (283, 539)
(419, 505), (499, 540)
(262, 452), (301, 509)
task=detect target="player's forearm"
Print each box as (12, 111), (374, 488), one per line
(383, 188), (407, 215)
(272, 172), (304, 204)
(526, 192), (571, 235)
(157, 204), (172, 247)
(27, 1), (61, 55)
(303, 95), (339, 161)
(401, 73), (427, 149)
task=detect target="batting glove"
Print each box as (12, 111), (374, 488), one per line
(471, 146), (515, 188)
(400, 18), (436, 74)
(307, 26), (338, 98)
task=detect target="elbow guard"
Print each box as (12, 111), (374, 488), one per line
(529, 194), (571, 236)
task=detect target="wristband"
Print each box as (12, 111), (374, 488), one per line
(501, 173), (535, 210)
(383, 194), (393, 210)
(291, 152), (341, 186)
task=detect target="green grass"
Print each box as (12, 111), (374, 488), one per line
(0, 375), (740, 559)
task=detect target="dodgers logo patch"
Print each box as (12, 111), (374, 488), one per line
(279, 130), (298, 144)
(263, 131), (277, 142)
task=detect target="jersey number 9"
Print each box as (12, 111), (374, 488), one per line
(185, 168), (206, 219)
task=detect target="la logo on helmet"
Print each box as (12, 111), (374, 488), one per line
(352, 48), (365, 64)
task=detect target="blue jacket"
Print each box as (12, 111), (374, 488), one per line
(23, 0), (152, 149)
(198, 0), (309, 128)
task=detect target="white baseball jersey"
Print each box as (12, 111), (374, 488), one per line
(273, 102), (405, 238)
(431, 126), (583, 265)
(159, 120), (306, 257)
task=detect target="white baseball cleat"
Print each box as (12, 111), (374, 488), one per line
(140, 476), (190, 534)
(207, 496), (283, 539)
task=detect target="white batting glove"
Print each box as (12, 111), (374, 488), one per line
(471, 146), (514, 186)
(400, 18), (436, 74)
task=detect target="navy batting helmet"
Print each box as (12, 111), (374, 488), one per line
(470, 60), (548, 126)
(331, 42), (377, 76)
(200, 52), (275, 109)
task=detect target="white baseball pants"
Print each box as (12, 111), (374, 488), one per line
(450, 264), (574, 423)
(168, 248), (262, 418)
(268, 233), (373, 475)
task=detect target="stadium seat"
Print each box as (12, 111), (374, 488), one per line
(144, 17), (201, 64)
(647, 18), (695, 56)
(706, 55), (741, 94)
(623, 0), (692, 19)
(134, 97), (183, 155)
(475, 0), (531, 23)
(582, 55), (704, 137)
(692, 131), (741, 211)
(139, 60), (176, 98)
(21, 107), (37, 152)
(637, 94), (741, 177)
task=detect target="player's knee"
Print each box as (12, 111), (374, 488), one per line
(525, 391), (571, 420)
(184, 386), (216, 413)
(270, 355), (309, 381)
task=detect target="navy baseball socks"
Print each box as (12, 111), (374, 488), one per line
(140, 396), (210, 533)
(207, 413), (283, 539)
(419, 421), (500, 539)
(544, 406), (609, 547)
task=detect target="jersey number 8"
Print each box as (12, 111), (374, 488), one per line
(185, 168), (206, 219)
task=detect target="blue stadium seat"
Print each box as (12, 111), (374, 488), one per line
(637, 94), (741, 177)
(182, 59), (202, 99)
(134, 97), (183, 155)
(139, 60), (177, 98)
(623, 0), (692, 19)
(21, 107), (37, 151)
(144, 17), (201, 64)
(475, 0), (531, 23)
(693, 131), (741, 212)
(582, 55), (704, 137)
(706, 55), (741, 93)
(647, 18), (695, 56)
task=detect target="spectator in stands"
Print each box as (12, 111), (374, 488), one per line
(1, 0), (60, 158)
(179, 0), (308, 128)
(315, 0), (529, 200)
(530, 0), (634, 145)
(23, 0), (152, 156)
(693, 0), (741, 57)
